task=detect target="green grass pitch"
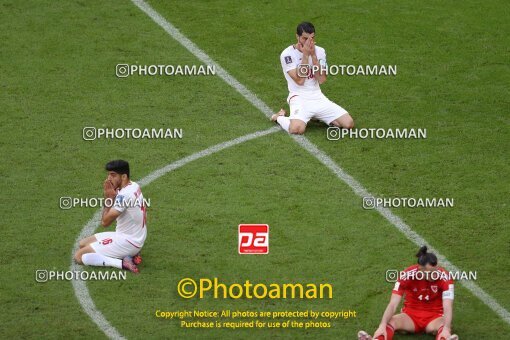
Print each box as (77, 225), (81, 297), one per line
(1, 0), (509, 338)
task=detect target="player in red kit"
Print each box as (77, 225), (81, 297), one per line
(358, 246), (459, 340)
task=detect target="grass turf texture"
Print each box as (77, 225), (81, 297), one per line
(1, 0), (508, 338)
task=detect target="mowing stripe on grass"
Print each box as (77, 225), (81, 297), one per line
(131, 0), (510, 327)
(70, 126), (280, 339)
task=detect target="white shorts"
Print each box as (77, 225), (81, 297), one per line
(90, 232), (141, 259)
(288, 94), (348, 125)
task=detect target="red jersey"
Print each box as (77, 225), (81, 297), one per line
(392, 264), (454, 314)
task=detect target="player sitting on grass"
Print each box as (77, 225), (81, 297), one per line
(271, 21), (354, 134)
(74, 160), (146, 274)
(358, 246), (458, 340)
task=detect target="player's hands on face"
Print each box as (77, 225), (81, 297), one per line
(103, 179), (117, 199)
(302, 37), (315, 56)
(309, 37), (315, 54)
(302, 37), (311, 55)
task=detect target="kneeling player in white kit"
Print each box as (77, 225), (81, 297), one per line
(272, 22), (354, 134)
(74, 160), (147, 274)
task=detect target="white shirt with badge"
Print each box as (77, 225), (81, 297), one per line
(280, 44), (327, 100)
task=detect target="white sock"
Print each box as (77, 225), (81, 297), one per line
(82, 253), (122, 269)
(276, 116), (290, 132)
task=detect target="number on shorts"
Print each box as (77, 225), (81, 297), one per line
(101, 238), (113, 245)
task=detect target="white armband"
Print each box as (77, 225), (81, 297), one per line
(442, 284), (454, 300)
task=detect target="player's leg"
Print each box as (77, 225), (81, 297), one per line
(75, 232), (115, 264)
(74, 235), (123, 268)
(313, 96), (354, 129)
(89, 232), (139, 272)
(287, 96), (311, 134)
(78, 235), (97, 248)
(331, 113), (354, 129)
(392, 313), (418, 331)
(425, 316), (459, 340)
(74, 232), (139, 273)
(272, 96), (311, 134)
(271, 109), (308, 134)
(288, 119), (306, 134)
(271, 108), (292, 132)
(375, 313), (415, 340)
(74, 244), (122, 269)
(358, 312), (415, 340)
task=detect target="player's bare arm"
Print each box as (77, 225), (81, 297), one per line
(102, 205), (121, 227)
(441, 298), (454, 338)
(373, 293), (401, 338)
(286, 40), (309, 86)
(286, 69), (305, 85)
(309, 38), (326, 84)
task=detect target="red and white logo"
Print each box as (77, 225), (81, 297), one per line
(431, 285), (438, 293)
(238, 224), (269, 254)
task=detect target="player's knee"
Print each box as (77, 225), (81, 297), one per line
(74, 252), (83, 265)
(387, 319), (397, 329)
(289, 126), (305, 135)
(386, 314), (402, 329)
(79, 239), (87, 248)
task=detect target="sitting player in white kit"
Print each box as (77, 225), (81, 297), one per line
(272, 22), (354, 134)
(74, 160), (147, 274)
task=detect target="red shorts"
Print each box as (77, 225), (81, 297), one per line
(403, 308), (443, 333)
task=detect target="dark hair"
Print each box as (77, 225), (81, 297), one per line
(297, 22), (315, 36)
(416, 246), (437, 266)
(105, 160), (130, 178)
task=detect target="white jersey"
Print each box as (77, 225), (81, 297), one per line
(280, 44), (327, 100)
(112, 181), (147, 247)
